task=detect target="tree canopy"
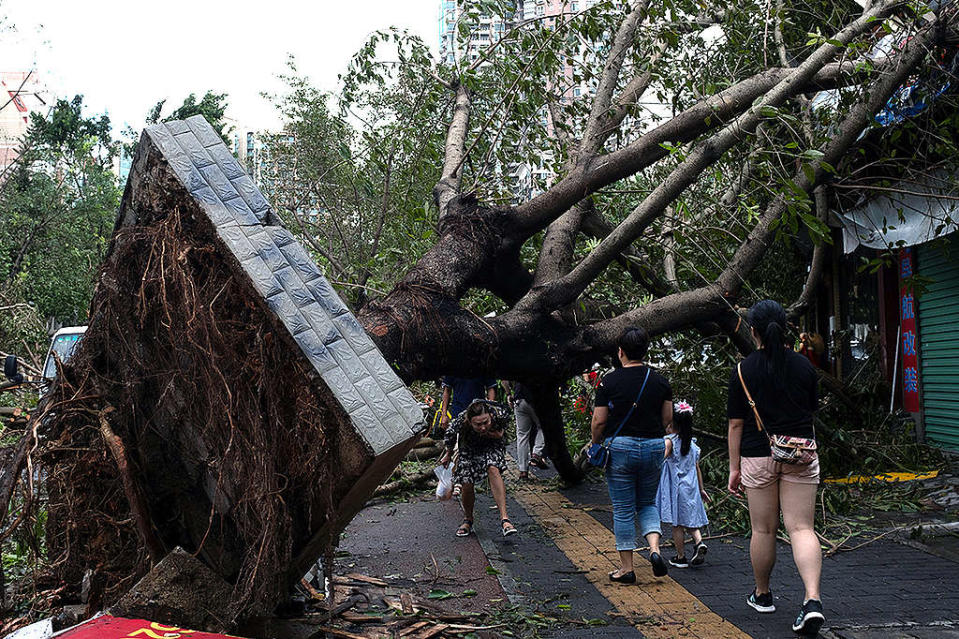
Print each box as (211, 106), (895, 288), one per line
(259, 0), (959, 479)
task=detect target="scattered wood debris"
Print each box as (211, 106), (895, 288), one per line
(299, 572), (497, 639)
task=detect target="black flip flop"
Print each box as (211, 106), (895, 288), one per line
(456, 518), (473, 537)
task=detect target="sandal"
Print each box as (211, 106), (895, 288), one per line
(501, 518), (518, 537)
(455, 519), (473, 537)
(608, 570), (636, 584)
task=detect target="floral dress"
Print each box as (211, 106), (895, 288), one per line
(444, 400), (510, 485)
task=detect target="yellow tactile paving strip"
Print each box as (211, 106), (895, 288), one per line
(513, 484), (750, 639)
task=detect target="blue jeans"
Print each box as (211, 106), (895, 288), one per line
(606, 436), (665, 551)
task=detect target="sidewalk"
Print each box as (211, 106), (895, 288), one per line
(337, 466), (959, 638)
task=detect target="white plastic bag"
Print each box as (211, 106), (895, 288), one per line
(434, 464), (454, 501)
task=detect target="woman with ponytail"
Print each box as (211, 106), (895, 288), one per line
(726, 300), (824, 636)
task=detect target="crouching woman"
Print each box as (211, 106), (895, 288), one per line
(440, 399), (518, 538)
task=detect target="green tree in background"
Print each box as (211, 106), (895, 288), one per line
(259, 59), (444, 308)
(147, 90), (231, 143)
(124, 90), (231, 160)
(0, 96), (119, 360)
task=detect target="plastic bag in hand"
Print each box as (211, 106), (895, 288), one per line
(434, 464), (454, 500)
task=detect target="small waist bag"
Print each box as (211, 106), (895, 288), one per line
(737, 363), (817, 466)
(587, 368), (651, 468)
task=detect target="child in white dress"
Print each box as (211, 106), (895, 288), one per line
(656, 400), (710, 568)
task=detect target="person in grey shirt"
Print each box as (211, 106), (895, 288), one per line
(504, 381), (548, 479)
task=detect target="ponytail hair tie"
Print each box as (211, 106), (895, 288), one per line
(674, 400), (693, 415)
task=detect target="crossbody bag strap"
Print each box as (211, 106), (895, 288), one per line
(608, 368), (652, 441)
(737, 362), (765, 433)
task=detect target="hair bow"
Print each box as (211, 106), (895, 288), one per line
(674, 400), (693, 415)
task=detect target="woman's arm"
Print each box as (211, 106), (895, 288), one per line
(661, 400), (673, 433)
(590, 406), (609, 445)
(439, 386), (452, 428)
(696, 459), (710, 503)
(727, 418), (744, 493)
(440, 420), (457, 467)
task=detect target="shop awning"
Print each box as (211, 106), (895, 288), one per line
(835, 173), (959, 253)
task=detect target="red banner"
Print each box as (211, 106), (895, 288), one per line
(899, 248), (921, 413)
(57, 616), (246, 639)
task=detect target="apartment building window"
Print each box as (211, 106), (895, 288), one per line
(571, 1), (579, 10)
(535, 4), (544, 15)
(574, 87), (581, 97)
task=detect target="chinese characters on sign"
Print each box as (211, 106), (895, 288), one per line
(901, 293), (914, 320)
(902, 330), (916, 356)
(57, 616), (243, 639)
(899, 248), (921, 412)
(903, 367), (919, 393)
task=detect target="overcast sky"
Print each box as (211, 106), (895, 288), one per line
(0, 0), (439, 135)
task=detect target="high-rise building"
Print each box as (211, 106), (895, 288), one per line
(0, 71), (51, 175)
(436, 1), (602, 198)
(439, 0), (518, 66)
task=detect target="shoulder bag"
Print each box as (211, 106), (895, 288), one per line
(737, 363), (817, 466)
(587, 368), (652, 468)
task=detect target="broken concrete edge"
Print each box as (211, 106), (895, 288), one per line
(107, 547), (233, 633)
(137, 116), (425, 458)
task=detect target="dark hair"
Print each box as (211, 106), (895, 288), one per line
(465, 401), (491, 420)
(674, 409), (694, 457)
(617, 326), (649, 361)
(748, 299), (788, 382)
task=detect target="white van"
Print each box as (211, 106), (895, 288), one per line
(42, 326), (87, 380)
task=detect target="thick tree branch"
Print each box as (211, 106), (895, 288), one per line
(434, 84), (471, 218)
(534, 2), (649, 287)
(517, 1), (897, 313)
(580, 1), (650, 158)
(580, 206), (671, 296)
(511, 59), (873, 234)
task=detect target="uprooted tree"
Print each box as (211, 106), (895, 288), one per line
(5, 0), (959, 629)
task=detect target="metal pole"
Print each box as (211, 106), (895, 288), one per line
(889, 324), (900, 414)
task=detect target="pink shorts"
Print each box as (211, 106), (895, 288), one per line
(741, 455), (820, 489)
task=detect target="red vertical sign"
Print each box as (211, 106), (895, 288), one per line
(899, 248), (921, 412)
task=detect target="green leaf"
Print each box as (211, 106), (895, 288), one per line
(428, 588), (454, 600)
(485, 564), (501, 575)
